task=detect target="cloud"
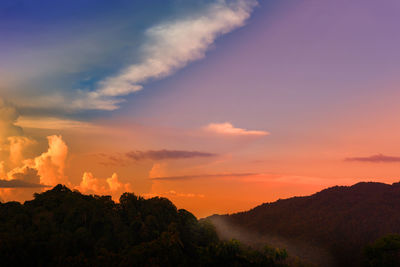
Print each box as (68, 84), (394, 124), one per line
(97, 149), (217, 166)
(7, 166), (40, 184)
(126, 149), (216, 161)
(15, 116), (100, 131)
(29, 135), (69, 186)
(345, 154), (400, 163)
(205, 122), (269, 136)
(8, 136), (36, 165)
(149, 163), (169, 179)
(75, 172), (132, 200)
(0, 179), (49, 189)
(143, 190), (205, 199)
(0, 99), (23, 143)
(150, 172), (257, 181)
(79, 0), (257, 110)
(4, 135), (69, 187)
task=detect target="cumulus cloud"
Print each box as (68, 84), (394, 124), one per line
(1, 135), (68, 188)
(78, 0), (257, 110)
(29, 135), (69, 186)
(345, 154), (400, 163)
(8, 136), (36, 165)
(205, 122), (269, 136)
(7, 166), (40, 184)
(75, 172), (132, 200)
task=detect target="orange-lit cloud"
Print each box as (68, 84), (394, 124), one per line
(8, 136), (36, 165)
(0, 99), (23, 143)
(30, 135), (69, 186)
(149, 163), (169, 179)
(75, 172), (132, 200)
(205, 122), (269, 136)
(16, 116), (100, 131)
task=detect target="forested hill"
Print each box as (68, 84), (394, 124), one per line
(0, 185), (289, 267)
(209, 182), (400, 266)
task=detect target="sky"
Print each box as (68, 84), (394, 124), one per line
(1, 0), (400, 217)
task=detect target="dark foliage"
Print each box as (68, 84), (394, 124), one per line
(363, 234), (400, 267)
(0, 185), (288, 267)
(210, 182), (400, 267)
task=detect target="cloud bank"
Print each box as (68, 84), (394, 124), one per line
(78, 0), (257, 110)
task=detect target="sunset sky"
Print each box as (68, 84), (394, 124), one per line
(1, 0), (400, 217)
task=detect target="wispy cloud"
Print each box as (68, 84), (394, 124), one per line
(205, 122), (269, 136)
(97, 149), (217, 166)
(126, 150), (217, 161)
(143, 190), (205, 199)
(150, 173), (257, 181)
(345, 154), (400, 163)
(78, 0), (257, 110)
(15, 116), (100, 131)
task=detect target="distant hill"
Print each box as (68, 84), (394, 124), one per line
(0, 185), (289, 267)
(209, 182), (400, 267)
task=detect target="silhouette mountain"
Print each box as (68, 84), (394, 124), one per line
(0, 185), (289, 267)
(209, 182), (400, 267)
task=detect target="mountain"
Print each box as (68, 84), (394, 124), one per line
(209, 182), (400, 267)
(0, 185), (289, 267)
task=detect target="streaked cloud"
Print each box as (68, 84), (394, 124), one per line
(143, 190), (205, 199)
(97, 149), (217, 166)
(0, 179), (50, 188)
(126, 149), (216, 161)
(15, 116), (100, 131)
(81, 0), (257, 110)
(205, 122), (269, 136)
(345, 154), (400, 163)
(150, 172), (257, 181)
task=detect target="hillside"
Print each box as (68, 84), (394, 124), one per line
(0, 185), (289, 267)
(209, 182), (400, 266)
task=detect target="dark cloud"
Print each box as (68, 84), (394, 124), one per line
(150, 173), (257, 181)
(10, 167), (40, 184)
(0, 179), (50, 188)
(345, 154), (400, 163)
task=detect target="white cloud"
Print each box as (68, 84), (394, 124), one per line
(81, 0), (257, 110)
(205, 122), (269, 136)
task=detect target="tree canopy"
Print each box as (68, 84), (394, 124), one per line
(0, 185), (288, 267)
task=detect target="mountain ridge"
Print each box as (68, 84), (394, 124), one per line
(209, 181), (400, 266)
